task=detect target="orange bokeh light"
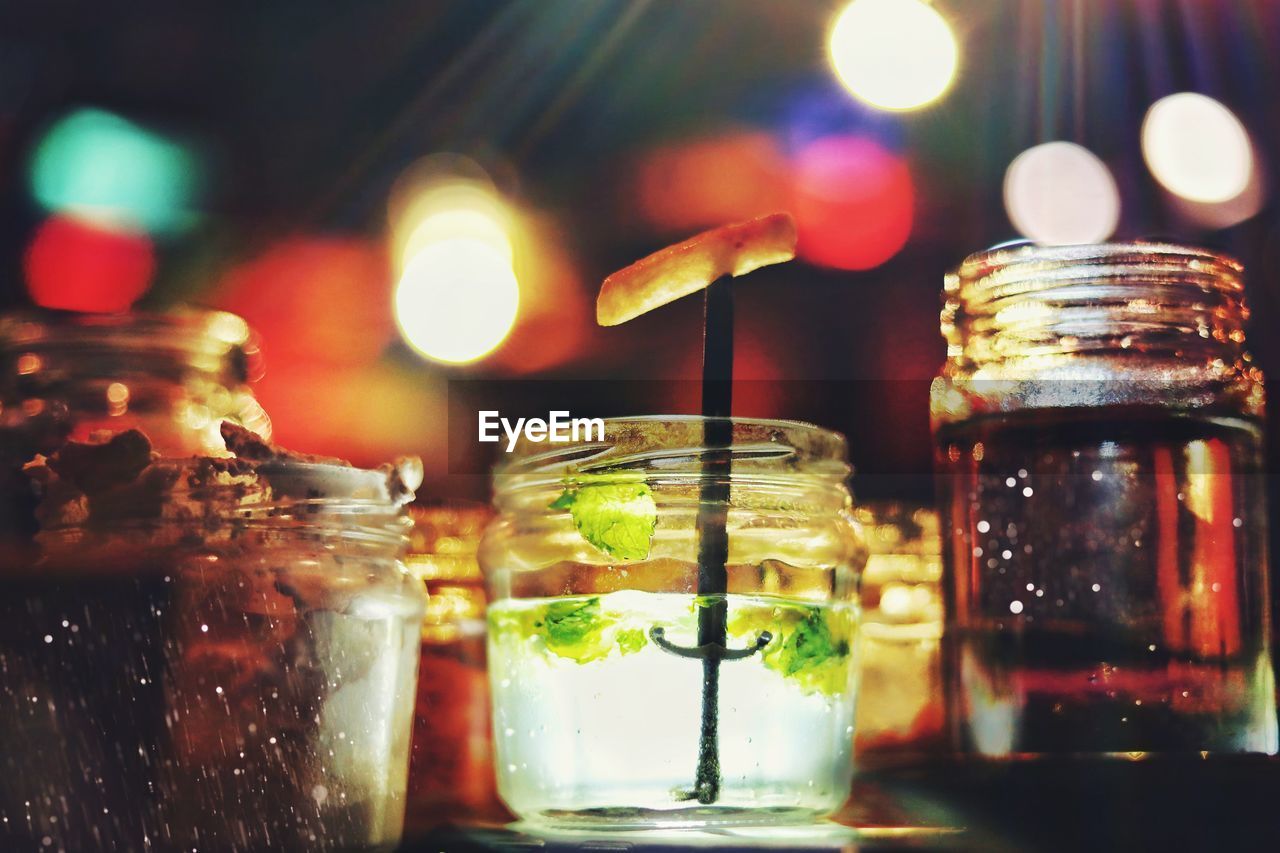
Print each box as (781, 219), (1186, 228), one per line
(635, 132), (791, 232)
(251, 358), (447, 472)
(214, 238), (395, 366)
(24, 215), (154, 312)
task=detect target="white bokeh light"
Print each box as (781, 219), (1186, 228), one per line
(1003, 142), (1121, 245)
(828, 0), (959, 112)
(394, 238), (519, 365)
(395, 183), (513, 270)
(1142, 93), (1253, 204)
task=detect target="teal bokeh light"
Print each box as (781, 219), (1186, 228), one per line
(29, 108), (203, 235)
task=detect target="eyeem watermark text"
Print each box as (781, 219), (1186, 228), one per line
(478, 411), (605, 452)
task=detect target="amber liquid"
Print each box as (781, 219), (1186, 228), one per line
(937, 409), (1277, 755)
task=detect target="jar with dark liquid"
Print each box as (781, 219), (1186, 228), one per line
(933, 243), (1276, 755)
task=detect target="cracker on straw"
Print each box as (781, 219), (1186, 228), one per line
(596, 212), (797, 326)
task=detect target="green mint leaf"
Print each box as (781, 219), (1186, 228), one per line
(544, 597), (601, 645)
(539, 597), (615, 662)
(556, 480), (657, 561)
(616, 627), (648, 655)
(778, 610), (844, 675)
(729, 602), (853, 695)
(548, 489), (576, 510)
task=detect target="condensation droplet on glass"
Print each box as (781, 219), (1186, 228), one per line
(1009, 600), (1024, 614)
(977, 520), (990, 533)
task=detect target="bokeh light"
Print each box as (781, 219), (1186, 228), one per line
(1170, 150), (1267, 230)
(214, 238), (395, 366)
(635, 132), (790, 232)
(487, 213), (590, 375)
(828, 0), (959, 112)
(1142, 93), (1253, 204)
(1003, 141), (1120, 245)
(29, 108), (202, 234)
(389, 158), (525, 366)
(253, 359), (447, 474)
(395, 183), (514, 270)
(791, 135), (913, 270)
(395, 238), (520, 365)
(24, 215), (155, 312)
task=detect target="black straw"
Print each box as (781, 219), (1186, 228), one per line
(691, 277), (733, 804)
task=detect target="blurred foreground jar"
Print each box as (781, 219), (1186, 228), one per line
(933, 243), (1276, 755)
(403, 503), (507, 830)
(0, 448), (426, 850)
(0, 309), (270, 556)
(0, 308), (269, 454)
(480, 417), (865, 827)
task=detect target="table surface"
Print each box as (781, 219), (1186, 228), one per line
(399, 756), (1280, 852)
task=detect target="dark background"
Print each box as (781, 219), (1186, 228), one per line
(2, 0), (1279, 503)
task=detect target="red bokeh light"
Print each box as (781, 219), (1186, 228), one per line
(790, 135), (914, 271)
(24, 215), (155, 312)
(214, 238), (395, 366)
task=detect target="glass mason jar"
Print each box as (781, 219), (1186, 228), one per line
(0, 451), (427, 850)
(480, 416), (865, 827)
(932, 242), (1276, 756)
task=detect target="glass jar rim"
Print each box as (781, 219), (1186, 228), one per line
(950, 241), (1244, 307)
(0, 306), (263, 384)
(36, 456), (416, 546)
(935, 240), (1262, 422)
(493, 414), (851, 492)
